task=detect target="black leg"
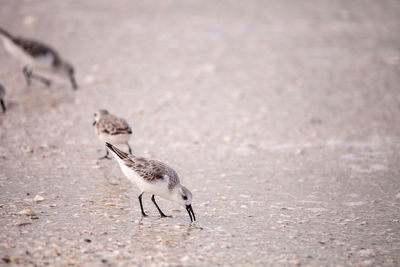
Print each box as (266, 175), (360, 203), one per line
(23, 66), (32, 86)
(30, 72), (52, 87)
(127, 143), (132, 155)
(23, 67), (52, 87)
(151, 195), (170, 218)
(70, 73), (78, 90)
(98, 149), (111, 160)
(0, 99), (5, 113)
(138, 192), (148, 217)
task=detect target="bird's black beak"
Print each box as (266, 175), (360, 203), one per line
(92, 121), (96, 126)
(186, 204), (196, 222)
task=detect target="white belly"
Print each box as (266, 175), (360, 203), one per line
(120, 164), (171, 200)
(98, 132), (131, 145)
(1, 37), (54, 70)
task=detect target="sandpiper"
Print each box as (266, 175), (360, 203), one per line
(93, 109), (133, 159)
(0, 84), (5, 113)
(0, 27), (77, 89)
(105, 142), (196, 222)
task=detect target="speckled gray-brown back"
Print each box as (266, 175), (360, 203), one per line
(13, 37), (62, 66)
(108, 143), (180, 190)
(97, 113), (132, 135)
(124, 157), (180, 190)
(0, 27), (62, 66)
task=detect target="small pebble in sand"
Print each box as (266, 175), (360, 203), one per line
(18, 209), (36, 216)
(34, 195), (44, 202)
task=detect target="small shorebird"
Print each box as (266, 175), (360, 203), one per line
(93, 109), (133, 159)
(106, 142), (196, 222)
(0, 27), (77, 89)
(0, 84), (5, 113)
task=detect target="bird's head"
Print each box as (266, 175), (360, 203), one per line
(171, 185), (196, 222)
(93, 109), (109, 126)
(59, 61), (74, 76)
(59, 61), (77, 89)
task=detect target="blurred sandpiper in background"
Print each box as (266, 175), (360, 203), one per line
(0, 1), (400, 265)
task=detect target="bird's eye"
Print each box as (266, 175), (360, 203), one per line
(183, 196), (188, 200)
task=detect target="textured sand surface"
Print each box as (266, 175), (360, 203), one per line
(1, 0), (400, 265)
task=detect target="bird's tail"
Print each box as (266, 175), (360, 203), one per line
(0, 27), (13, 40)
(105, 142), (129, 160)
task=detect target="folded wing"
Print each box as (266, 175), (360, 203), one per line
(101, 115), (132, 135)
